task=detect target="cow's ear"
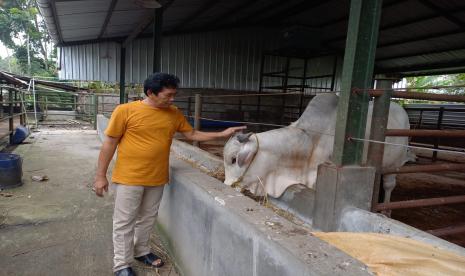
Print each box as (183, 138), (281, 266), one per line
(237, 145), (254, 167)
(237, 132), (253, 143)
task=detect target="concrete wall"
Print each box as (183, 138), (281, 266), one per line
(169, 138), (465, 258)
(158, 158), (371, 276)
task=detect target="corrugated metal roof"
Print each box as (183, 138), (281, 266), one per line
(38, 0), (465, 75)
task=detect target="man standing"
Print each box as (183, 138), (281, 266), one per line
(94, 73), (245, 276)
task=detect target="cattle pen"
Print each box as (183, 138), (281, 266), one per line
(3, 0), (465, 275)
(164, 85), (465, 248)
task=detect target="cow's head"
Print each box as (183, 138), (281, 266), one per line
(223, 132), (259, 188)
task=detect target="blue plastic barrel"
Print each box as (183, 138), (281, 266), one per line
(12, 125), (29, 144)
(0, 153), (23, 189)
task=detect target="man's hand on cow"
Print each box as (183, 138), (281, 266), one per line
(221, 126), (247, 138)
(94, 175), (109, 197)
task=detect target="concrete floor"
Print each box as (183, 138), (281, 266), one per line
(0, 129), (178, 276)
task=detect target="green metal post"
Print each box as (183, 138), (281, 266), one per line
(153, 8), (163, 73)
(367, 76), (393, 209)
(120, 47), (126, 104)
(332, 0), (383, 166)
(93, 94), (98, 130)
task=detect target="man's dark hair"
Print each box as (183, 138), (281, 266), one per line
(143, 73), (180, 96)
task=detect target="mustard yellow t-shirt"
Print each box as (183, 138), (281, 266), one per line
(105, 101), (193, 186)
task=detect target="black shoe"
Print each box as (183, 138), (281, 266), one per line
(114, 267), (136, 276)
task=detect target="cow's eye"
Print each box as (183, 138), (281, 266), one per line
(232, 157), (236, 164)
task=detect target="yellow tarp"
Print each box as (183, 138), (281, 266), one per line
(313, 232), (465, 276)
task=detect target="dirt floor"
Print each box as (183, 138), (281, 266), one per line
(0, 129), (178, 276)
(391, 158), (465, 247)
(194, 139), (465, 248)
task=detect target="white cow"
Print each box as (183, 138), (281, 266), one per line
(223, 93), (412, 204)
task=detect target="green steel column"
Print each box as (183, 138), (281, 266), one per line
(332, 0), (383, 166)
(153, 8), (163, 73)
(119, 47), (126, 104)
(368, 76), (393, 208)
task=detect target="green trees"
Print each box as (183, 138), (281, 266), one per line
(407, 74), (465, 95)
(0, 0), (56, 77)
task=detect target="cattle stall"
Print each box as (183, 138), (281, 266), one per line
(31, 0), (465, 273)
(361, 87), (465, 247)
(174, 84), (465, 247)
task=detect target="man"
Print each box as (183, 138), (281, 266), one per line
(94, 73), (245, 276)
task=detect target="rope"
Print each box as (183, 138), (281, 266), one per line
(188, 115), (338, 137)
(231, 133), (260, 187)
(189, 115), (464, 157)
(350, 137), (465, 156)
(188, 116), (287, 128)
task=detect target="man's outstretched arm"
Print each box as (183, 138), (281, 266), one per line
(94, 136), (120, 197)
(181, 126), (246, 142)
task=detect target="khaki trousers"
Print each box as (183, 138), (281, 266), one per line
(112, 183), (165, 271)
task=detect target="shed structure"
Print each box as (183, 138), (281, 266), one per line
(38, 0), (465, 87)
(35, 1), (465, 267)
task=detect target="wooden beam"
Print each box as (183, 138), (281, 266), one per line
(14, 75), (81, 91)
(98, 0), (118, 39)
(0, 71), (29, 88)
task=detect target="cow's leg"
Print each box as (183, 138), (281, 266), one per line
(382, 174), (397, 217)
